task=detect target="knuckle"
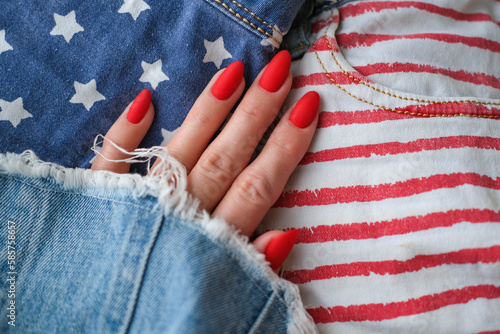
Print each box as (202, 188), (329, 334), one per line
(197, 149), (238, 185)
(269, 137), (300, 162)
(189, 106), (212, 127)
(235, 172), (275, 207)
(234, 134), (260, 156)
(239, 101), (280, 122)
(239, 103), (262, 120)
(169, 146), (196, 172)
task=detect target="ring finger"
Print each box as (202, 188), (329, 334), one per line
(155, 60), (245, 173)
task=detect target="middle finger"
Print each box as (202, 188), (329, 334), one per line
(188, 51), (292, 211)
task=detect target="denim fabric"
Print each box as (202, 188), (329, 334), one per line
(0, 151), (316, 333)
(0, 0), (305, 173)
(284, 0), (361, 59)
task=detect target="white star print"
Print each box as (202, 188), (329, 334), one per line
(260, 25), (285, 50)
(50, 11), (84, 43)
(69, 80), (106, 111)
(118, 0), (151, 20)
(0, 98), (32, 128)
(160, 128), (179, 146)
(0, 30), (13, 55)
(139, 60), (169, 90)
(203, 37), (232, 69)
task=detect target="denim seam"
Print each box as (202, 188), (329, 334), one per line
(173, 209), (319, 334)
(1, 174), (156, 211)
(176, 217), (274, 302)
(248, 291), (286, 333)
(289, 23), (308, 53)
(227, 0), (283, 36)
(121, 208), (165, 334)
(175, 214), (306, 320)
(312, 9), (500, 119)
(210, 0), (280, 45)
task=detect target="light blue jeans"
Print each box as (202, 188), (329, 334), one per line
(0, 151), (316, 333)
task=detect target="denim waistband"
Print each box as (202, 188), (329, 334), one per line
(204, 0), (307, 48)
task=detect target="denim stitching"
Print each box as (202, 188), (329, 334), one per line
(212, 0), (280, 46)
(228, 0), (283, 36)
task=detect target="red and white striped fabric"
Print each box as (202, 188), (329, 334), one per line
(261, 0), (500, 332)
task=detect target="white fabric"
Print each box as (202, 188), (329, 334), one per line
(261, 1), (500, 332)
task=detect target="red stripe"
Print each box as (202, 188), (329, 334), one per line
(354, 62), (500, 90)
(393, 102), (500, 118)
(284, 246), (500, 283)
(319, 109), (414, 127)
(340, 1), (500, 27)
(312, 15), (339, 34)
(274, 173), (500, 208)
(335, 32), (500, 53)
(477, 331), (500, 334)
(319, 105), (500, 127)
(297, 209), (500, 243)
(307, 285), (500, 323)
(300, 136), (500, 165)
(292, 72), (358, 88)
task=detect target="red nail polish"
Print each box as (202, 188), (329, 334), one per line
(289, 91), (320, 128)
(259, 50), (291, 93)
(211, 61), (244, 100)
(127, 89), (151, 124)
(265, 229), (300, 270)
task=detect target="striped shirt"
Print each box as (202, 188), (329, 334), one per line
(261, 0), (500, 332)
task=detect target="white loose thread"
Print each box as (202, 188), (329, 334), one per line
(91, 134), (200, 217)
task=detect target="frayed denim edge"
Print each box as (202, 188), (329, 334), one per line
(0, 150), (318, 334)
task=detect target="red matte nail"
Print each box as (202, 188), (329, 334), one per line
(265, 229), (300, 270)
(127, 89), (151, 124)
(259, 50), (291, 93)
(211, 61), (244, 100)
(289, 91), (320, 128)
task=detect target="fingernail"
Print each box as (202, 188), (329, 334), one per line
(259, 50), (291, 93)
(127, 89), (151, 124)
(289, 91), (320, 128)
(265, 229), (300, 270)
(211, 61), (244, 100)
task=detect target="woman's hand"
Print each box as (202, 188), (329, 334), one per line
(91, 51), (320, 270)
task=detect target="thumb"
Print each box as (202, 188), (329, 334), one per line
(253, 229), (299, 271)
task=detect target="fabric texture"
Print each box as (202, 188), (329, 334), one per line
(0, 150), (317, 333)
(259, 0), (500, 333)
(0, 0), (305, 173)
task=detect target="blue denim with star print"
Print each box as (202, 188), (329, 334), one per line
(0, 151), (316, 333)
(0, 0), (307, 173)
